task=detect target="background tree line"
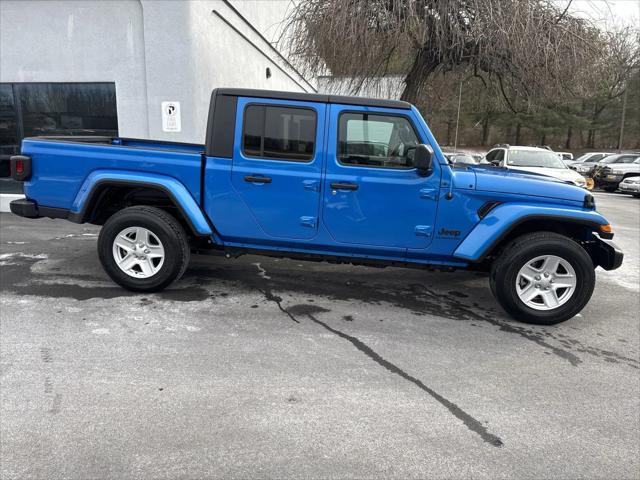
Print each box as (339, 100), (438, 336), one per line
(282, 0), (639, 151)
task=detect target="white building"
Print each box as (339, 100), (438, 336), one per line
(0, 0), (314, 200)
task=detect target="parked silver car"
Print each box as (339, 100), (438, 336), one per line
(618, 176), (640, 197)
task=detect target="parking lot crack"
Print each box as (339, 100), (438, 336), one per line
(286, 304), (503, 448)
(258, 287), (300, 323)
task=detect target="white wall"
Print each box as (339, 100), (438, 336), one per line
(0, 0), (314, 144)
(0, 0), (150, 137)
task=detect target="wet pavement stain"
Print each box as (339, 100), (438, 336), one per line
(3, 251), (637, 370)
(187, 262), (639, 369)
(285, 304), (504, 448)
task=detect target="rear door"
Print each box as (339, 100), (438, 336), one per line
(321, 105), (440, 250)
(231, 98), (326, 240)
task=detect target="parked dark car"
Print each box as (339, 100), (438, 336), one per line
(575, 153), (637, 177)
(594, 158), (640, 191)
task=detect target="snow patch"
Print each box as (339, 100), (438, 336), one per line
(252, 262), (271, 280)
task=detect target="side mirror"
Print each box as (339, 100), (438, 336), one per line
(414, 144), (433, 177)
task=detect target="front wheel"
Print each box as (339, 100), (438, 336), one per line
(490, 232), (595, 325)
(98, 206), (190, 292)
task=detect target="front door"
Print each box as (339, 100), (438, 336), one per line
(231, 98), (326, 240)
(322, 106), (440, 250)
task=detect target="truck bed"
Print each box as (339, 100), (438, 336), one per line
(21, 136), (204, 210)
(31, 136), (204, 154)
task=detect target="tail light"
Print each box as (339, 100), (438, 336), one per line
(10, 155), (31, 181)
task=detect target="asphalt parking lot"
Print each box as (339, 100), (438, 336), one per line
(1, 192), (638, 479)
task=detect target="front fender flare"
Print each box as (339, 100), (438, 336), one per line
(71, 170), (212, 235)
(453, 203), (609, 262)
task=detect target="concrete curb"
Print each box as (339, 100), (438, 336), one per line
(0, 194), (24, 213)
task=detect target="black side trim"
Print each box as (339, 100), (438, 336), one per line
(195, 246), (461, 272)
(215, 88), (412, 110)
(475, 214), (610, 262)
(205, 90), (237, 158)
(39, 206), (70, 220)
(477, 201), (501, 219)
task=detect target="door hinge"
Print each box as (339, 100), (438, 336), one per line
(414, 225), (432, 237)
(300, 216), (317, 228)
(303, 180), (320, 192)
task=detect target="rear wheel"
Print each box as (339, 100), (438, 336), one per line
(490, 232), (595, 325)
(98, 206), (190, 292)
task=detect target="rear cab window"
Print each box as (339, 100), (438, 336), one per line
(242, 105), (316, 162)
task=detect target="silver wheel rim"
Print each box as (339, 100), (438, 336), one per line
(515, 255), (577, 311)
(112, 226), (165, 279)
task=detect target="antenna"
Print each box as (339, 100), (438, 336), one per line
(446, 172), (454, 200)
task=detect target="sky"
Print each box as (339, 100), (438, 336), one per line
(559, 0), (640, 28)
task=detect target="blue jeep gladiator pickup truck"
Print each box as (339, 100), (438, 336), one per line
(9, 88), (622, 325)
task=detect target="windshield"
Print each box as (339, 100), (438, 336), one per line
(507, 149), (566, 169)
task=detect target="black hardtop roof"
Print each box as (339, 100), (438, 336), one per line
(213, 88), (412, 110)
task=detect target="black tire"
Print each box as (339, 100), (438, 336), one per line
(603, 187), (617, 192)
(490, 232), (595, 325)
(98, 206), (190, 292)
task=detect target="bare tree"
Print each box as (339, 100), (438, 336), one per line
(282, 0), (600, 105)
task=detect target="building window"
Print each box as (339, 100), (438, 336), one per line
(242, 105), (316, 162)
(337, 113), (419, 169)
(0, 82), (118, 193)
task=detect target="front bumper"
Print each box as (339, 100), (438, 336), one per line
(596, 174), (623, 188)
(619, 182), (640, 193)
(588, 237), (624, 271)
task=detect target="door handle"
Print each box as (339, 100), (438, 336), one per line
(244, 175), (272, 184)
(330, 182), (358, 191)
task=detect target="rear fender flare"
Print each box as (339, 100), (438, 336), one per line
(71, 170), (213, 236)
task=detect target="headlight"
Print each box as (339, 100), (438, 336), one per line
(575, 177), (586, 186)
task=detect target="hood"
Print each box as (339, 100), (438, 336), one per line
(508, 166), (583, 184)
(470, 166), (587, 204)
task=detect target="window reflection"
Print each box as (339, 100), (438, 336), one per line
(0, 82), (118, 193)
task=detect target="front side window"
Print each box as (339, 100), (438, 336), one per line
(242, 105), (316, 162)
(337, 113), (419, 169)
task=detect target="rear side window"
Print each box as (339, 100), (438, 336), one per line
(618, 156), (637, 164)
(337, 113), (419, 169)
(242, 105), (316, 162)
